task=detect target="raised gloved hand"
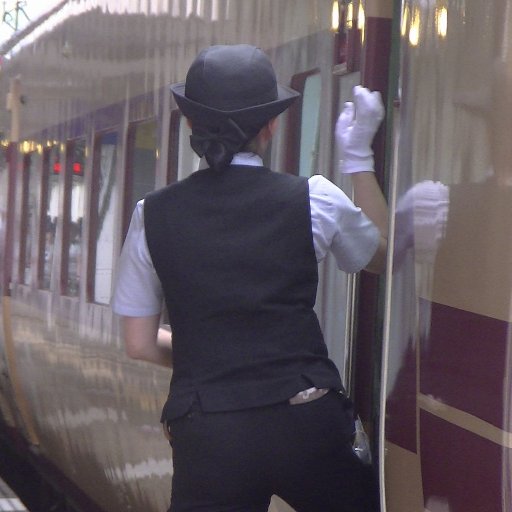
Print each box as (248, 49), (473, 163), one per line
(335, 85), (385, 173)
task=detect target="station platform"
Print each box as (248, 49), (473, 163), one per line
(0, 478), (27, 511)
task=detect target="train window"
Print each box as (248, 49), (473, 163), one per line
(89, 131), (118, 304)
(298, 73), (322, 177)
(39, 146), (60, 290)
(123, 120), (157, 239)
(61, 139), (85, 297)
(177, 116), (200, 180)
(19, 152), (40, 285)
(285, 70), (321, 176)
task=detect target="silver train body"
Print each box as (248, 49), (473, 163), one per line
(0, 1), (511, 511)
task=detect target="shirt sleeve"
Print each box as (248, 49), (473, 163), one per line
(111, 200), (164, 316)
(309, 174), (380, 273)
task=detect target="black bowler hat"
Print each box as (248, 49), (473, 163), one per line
(170, 44), (300, 127)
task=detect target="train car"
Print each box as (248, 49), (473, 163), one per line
(0, 1), (393, 511)
(3, 0), (510, 511)
(383, 0), (512, 511)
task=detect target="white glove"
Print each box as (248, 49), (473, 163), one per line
(336, 85), (385, 173)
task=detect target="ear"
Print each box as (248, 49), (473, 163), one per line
(268, 117), (279, 136)
(260, 117), (278, 141)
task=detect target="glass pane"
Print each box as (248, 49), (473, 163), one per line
(94, 132), (118, 304)
(177, 117), (200, 180)
(299, 73), (321, 177)
(21, 152), (41, 285)
(41, 146), (60, 290)
(65, 140), (86, 296)
(129, 120), (157, 209)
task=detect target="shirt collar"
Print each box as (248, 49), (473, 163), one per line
(198, 152), (263, 170)
(231, 152), (263, 167)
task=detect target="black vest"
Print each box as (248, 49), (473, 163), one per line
(144, 165), (343, 421)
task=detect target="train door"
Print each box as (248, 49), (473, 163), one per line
(328, 0), (394, 461)
(289, 66), (363, 389)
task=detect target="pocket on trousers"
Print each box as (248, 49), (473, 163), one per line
(333, 391), (357, 440)
(165, 400), (202, 451)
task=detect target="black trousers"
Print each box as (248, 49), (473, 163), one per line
(167, 391), (378, 512)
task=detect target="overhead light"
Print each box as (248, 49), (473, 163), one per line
(332, 1), (340, 31)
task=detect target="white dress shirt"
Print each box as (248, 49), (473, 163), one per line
(112, 153), (379, 316)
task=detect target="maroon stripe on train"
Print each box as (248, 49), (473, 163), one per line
(420, 411), (507, 511)
(420, 300), (508, 429)
(383, 338), (418, 452)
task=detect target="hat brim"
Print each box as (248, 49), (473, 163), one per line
(170, 82), (300, 126)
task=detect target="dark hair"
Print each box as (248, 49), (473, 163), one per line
(190, 117), (265, 171)
(204, 139), (235, 171)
